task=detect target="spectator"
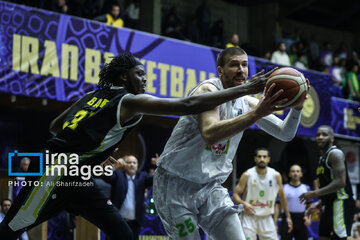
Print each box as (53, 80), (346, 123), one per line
(336, 41), (348, 60)
(124, 0), (140, 30)
(0, 199), (29, 240)
(295, 54), (308, 70)
(271, 42), (291, 66)
(297, 41), (309, 67)
(338, 58), (349, 97)
(241, 42), (260, 57)
(94, 2), (124, 28)
(183, 16), (200, 43)
(353, 228), (360, 240)
(79, 0), (102, 20)
(196, 0), (211, 45)
(329, 56), (345, 97)
(320, 42), (333, 67)
(346, 61), (360, 101)
(352, 51), (360, 67)
(9, 157), (30, 200)
(288, 44), (298, 66)
(329, 56), (344, 86)
(225, 33), (240, 49)
(309, 34), (320, 62)
(263, 50), (272, 60)
(103, 154), (158, 240)
(275, 164), (311, 240)
(210, 19), (224, 49)
(51, 0), (68, 14)
(161, 6), (185, 40)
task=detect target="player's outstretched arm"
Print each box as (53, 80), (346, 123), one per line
(121, 75), (267, 118)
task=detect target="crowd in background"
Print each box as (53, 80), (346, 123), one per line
(1, 0), (360, 239)
(7, 0), (360, 102)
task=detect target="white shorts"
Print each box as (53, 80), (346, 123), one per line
(153, 167), (242, 240)
(240, 213), (277, 240)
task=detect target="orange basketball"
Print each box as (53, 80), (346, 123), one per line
(266, 67), (308, 108)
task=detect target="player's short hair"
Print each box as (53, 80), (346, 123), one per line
(216, 47), (247, 67)
(318, 125), (334, 136)
(254, 147), (270, 157)
(289, 164), (302, 172)
(97, 53), (143, 89)
(1, 198), (11, 206)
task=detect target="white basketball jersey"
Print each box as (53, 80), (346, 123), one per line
(157, 78), (250, 184)
(244, 167), (279, 216)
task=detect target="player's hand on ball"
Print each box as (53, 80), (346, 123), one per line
(246, 67), (278, 94)
(254, 83), (288, 118)
(292, 78), (310, 110)
(275, 78), (310, 111)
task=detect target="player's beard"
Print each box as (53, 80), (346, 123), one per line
(256, 163), (266, 169)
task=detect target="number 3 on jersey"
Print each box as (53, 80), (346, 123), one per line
(63, 110), (93, 130)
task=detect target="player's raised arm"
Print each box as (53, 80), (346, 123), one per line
(120, 70), (275, 125)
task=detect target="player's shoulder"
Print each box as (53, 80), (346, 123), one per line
(245, 95), (259, 108)
(329, 148), (344, 156)
(193, 80), (220, 95)
(267, 166), (279, 174)
(241, 170), (251, 179)
(328, 147), (345, 161)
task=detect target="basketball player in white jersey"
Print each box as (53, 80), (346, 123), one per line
(233, 148), (293, 240)
(154, 47), (309, 240)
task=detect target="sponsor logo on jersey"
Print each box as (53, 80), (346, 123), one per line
(249, 200), (273, 208)
(205, 140), (230, 155)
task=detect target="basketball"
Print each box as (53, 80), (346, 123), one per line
(266, 67), (308, 108)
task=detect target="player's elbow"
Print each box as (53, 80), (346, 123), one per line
(282, 135), (295, 142)
(338, 179), (346, 189)
(177, 98), (199, 115)
(201, 132), (217, 145)
(49, 122), (56, 136)
(232, 194), (237, 203)
(278, 132), (296, 142)
(182, 96), (214, 115)
(49, 120), (61, 136)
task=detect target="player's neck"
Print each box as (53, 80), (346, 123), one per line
(255, 166), (267, 176)
(320, 144), (333, 155)
(289, 180), (301, 186)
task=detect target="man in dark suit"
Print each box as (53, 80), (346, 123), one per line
(103, 154), (155, 240)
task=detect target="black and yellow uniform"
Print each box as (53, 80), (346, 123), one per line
(0, 87), (141, 240)
(316, 145), (355, 239)
(105, 14), (124, 27)
(95, 14), (124, 28)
